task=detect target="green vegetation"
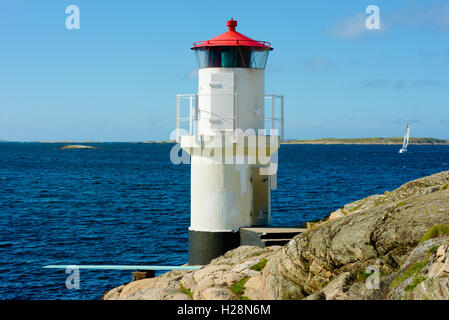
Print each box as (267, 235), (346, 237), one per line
(405, 276), (427, 292)
(300, 217), (324, 228)
(232, 277), (250, 295)
(384, 190), (391, 196)
(419, 225), (449, 244)
(440, 183), (449, 191)
(250, 250), (263, 257)
(397, 201), (406, 207)
(179, 284), (193, 299)
(232, 277), (251, 300)
(355, 268), (385, 283)
(422, 245), (441, 263)
(391, 236), (447, 292)
(302, 216), (329, 230)
(374, 198), (386, 207)
(321, 276), (334, 288)
(250, 259), (268, 272)
(284, 137), (449, 145)
(356, 271), (374, 282)
(430, 246), (439, 253)
(391, 262), (427, 289)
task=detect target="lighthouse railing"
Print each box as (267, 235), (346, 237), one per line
(176, 94), (284, 142)
(176, 94), (199, 142)
(264, 95), (284, 142)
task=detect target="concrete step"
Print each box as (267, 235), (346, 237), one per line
(240, 227), (306, 248)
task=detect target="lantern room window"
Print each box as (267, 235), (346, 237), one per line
(194, 46), (269, 69)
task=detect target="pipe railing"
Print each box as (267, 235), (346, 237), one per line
(176, 93), (284, 143)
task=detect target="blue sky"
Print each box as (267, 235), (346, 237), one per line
(0, 0), (448, 141)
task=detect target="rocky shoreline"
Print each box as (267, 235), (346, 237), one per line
(103, 170), (449, 300)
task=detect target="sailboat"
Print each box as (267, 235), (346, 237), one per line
(399, 123), (410, 153)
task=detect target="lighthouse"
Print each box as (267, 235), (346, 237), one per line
(177, 19), (284, 265)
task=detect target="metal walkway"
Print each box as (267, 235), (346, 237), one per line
(43, 265), (202, 271)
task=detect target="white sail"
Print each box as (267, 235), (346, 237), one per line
(399, 123), (410, 153)
(403, 124), (410, 148)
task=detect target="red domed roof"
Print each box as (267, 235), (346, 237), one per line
(191, 19), (273, 51)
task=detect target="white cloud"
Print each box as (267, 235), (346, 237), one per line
(328, 13), (368, 39)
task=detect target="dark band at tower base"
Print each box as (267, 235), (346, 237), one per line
(188, 230), (240, 265)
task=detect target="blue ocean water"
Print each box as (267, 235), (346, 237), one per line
(0, 142), (448, 300)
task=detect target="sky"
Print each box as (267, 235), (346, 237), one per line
(0, 0), (448, 141)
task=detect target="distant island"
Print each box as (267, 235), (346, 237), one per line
(143, 140), (176, 144)
(284, 137), (449, 145)
(37, 141), (98, 144)
(58, 145), (98, 149)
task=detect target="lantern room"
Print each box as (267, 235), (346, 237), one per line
(188, 19), (275, 134)
(191, 18), (273, 69)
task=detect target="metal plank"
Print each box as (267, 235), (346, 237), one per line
(43, 265), (202, 271)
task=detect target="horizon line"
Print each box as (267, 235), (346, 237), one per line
(1, 136), (449, 143)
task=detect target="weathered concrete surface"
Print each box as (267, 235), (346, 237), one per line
(103, 170), (449, 300)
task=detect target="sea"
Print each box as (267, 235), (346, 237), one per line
(1, 142), (448, 300)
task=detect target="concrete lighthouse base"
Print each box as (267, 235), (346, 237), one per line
(188, 230), (240, 265)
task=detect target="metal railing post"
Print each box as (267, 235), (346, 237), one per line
(194, 94), (199, 137)
(281, 95), (284, 142)
(272, 94), (275, 132)
(189, 96), (193, 135)
(233, 93), (238, 131)
(176, 95), (180, 142)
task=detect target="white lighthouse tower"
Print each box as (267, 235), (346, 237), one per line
(177, 19), (284, 265)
